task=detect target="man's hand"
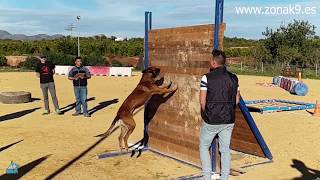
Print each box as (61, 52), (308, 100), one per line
(77, 73), (85, 79)
(68, 75), (78, 80)
(34, 56), (41, 60)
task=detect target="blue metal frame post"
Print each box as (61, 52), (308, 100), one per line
(144, 11), (152, 139)
(149, 12), (152, 31)
(214, 0), (223, 49)
(212, 0), (224, 173)
(144, 11), (150, 70)
(220, 0), (224, 25)
(239, 97), (273, 160)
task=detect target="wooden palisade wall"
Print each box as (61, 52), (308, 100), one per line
(147, 23), (266, 167)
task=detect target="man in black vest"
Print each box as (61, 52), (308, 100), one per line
(199, 49), (240, 180)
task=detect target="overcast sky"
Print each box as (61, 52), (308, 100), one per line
(0, 0), (319, 39)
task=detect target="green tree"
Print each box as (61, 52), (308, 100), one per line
(82, 51), (105, 66)
(307, 48), (320, 67)
(20, 56), (39, 70)
(276, 46), (301, 66)
(262, 20), (316, 65)
(253, 44), (272, 64)
(0, 55), (6, 66)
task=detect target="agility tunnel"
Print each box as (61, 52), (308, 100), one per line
(273, 76), (308, 96)
(245, 99), (315, 114)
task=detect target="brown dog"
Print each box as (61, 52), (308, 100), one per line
(100, 67), (177, 151)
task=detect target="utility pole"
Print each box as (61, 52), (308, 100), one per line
(76, 16), (81, 57)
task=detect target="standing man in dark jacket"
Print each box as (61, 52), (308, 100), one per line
(68, 57), (91, 117)
(199, 49), (240, 180)
(35, 56), (62, 115)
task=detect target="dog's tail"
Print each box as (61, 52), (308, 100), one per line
(96, 116), (120, 138)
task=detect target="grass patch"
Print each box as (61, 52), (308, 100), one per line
(0, 66), (33, 72)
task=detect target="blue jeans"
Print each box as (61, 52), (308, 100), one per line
(74, 86), (88, 115)
(199, 122), (234, 180)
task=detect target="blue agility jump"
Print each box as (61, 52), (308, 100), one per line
(245, 99), (315, 113)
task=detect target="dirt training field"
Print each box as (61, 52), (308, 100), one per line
(0, 72), (320, 180)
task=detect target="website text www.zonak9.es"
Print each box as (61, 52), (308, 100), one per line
(235, 4), (317, 15)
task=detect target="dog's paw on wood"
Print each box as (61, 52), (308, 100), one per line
(167, 81), (172, 88)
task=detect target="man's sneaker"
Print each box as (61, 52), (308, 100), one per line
(211, 173), (220, 180)
(84, 113), (91, 118)
(55, 109), (63, 115)
(72, 112), (81, 116)
(42, 110), (50, 115)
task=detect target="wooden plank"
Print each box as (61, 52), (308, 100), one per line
(148, 131), (199, 151)
(149, 137), (201, 165)
(150, 59), (209, 69)
(149, 23), (226, 36)
(156, 66), (209, 75)
(231, 139), (265, 157)
(149, 123), (199, 142)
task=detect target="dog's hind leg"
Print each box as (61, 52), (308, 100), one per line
(122, 116), (136, 152)
(118, 125), (127, 151)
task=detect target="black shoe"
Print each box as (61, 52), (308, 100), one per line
(84, 113), (91, 118)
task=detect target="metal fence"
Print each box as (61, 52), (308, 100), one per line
(227, 60), (319, 79)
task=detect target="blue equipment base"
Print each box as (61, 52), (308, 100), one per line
(245, 99), (315, 114)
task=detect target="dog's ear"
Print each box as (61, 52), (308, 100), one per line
(142, 68), (152, 74)
(142, 68), (157, 77)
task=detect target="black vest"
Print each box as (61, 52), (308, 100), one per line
(70, 66), (88, 87)
(202, 66), (238, 125)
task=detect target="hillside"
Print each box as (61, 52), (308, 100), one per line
(0, 30), (64, 41)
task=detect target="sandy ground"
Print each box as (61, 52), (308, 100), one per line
(0, 72), (320, 180)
